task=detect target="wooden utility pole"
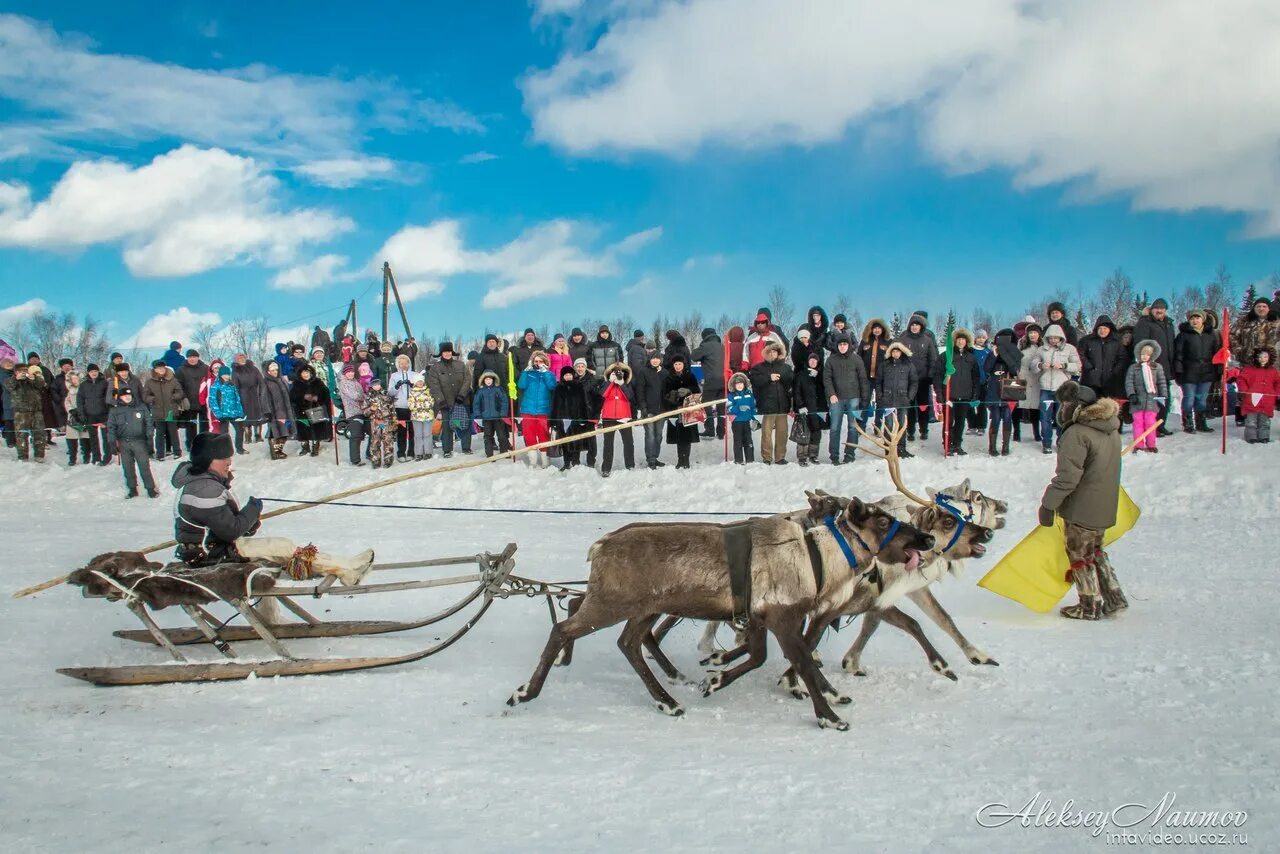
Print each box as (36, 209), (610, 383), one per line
(381, 262), (414, 342)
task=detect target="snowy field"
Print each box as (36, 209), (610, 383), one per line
(1, 433), (1275, 852)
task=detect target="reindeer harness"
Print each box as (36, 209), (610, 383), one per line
(933, 494), (972, 552)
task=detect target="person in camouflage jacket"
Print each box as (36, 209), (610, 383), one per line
(362, 376), (397, 469)
(2, 362), (47, 461)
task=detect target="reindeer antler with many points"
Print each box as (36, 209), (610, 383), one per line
(851, 418), (932, 507)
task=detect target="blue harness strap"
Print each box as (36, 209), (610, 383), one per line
(933, 494), (969, 552)
(824, 515), (900, 568)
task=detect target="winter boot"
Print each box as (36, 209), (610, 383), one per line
(1000, 422), (1011, 456)
(988, 426), (999, 457)
(1060, 596), (1103, 620)
(808, 444), (819, 464)
(796, 444), (808, 466)
(310, 442), (321, 457)
(298, 441), (311, 456)
(1181, 414), (1195, 434)
(269, 439), (286, 460)
(1195, 412), (1214, 433)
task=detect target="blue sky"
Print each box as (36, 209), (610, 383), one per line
(1, 1), (1278, 351)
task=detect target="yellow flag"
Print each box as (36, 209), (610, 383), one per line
(977, 487), (1141, 613)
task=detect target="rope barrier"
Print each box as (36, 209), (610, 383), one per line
(257, 497), (777, 517)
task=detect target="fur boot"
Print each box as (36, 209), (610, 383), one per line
(269, 439), (287, 461)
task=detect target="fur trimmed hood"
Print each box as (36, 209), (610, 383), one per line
(952, 326), (974, 345)
(860, 317), (888, 343)
(763, 341), (787, 359)
(477, 369), (501, 385)
(1252, 345), (1277, 367)
(1133, 338), (1163, 360)
(885, 341), (912, 359)
(728, 371), (751, 390)
(603, 361), (633, 383)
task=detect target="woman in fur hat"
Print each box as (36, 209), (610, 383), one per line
(550, 365), (592, 470)
(662, 355), (702, 469)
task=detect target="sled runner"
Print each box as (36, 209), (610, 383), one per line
(58, 544), (518, 686)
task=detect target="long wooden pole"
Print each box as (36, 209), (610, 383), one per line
(12, 397), (726, 599)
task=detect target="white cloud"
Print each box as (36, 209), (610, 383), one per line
(0, 145), (353, 277)
(0, 297), (48, 326)
(370, 218), (622, 309)
(459, 151), (500, 165)
(294, 157), (398, 188)
(683, 252), (725, 271)
(524, 0), (1280, 235)
(126, 307), (222, 349)
(0, 14), (480, 177)
(271, 254), (351, 291)
(609, 225), (663, 255)
(620, 274), (658, 296)
(383, 280), (446, 304)
(531, 0), (588, 23)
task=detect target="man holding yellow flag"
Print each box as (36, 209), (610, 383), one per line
(1038, 381), (1129, 620)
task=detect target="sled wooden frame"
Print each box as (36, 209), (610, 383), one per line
(57, 544), (518, 687)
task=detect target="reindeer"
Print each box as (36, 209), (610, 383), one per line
(507, 493), (934, 730)
(839, 421), (1008, 676)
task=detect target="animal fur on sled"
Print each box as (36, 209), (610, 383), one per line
(67, 552), (277, 609)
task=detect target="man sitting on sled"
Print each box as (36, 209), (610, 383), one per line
(172, 432), (372, 584)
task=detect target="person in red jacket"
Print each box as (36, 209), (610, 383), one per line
(740, 312), (786, 371)
(597, 362), (637, 476)
(1237, 345), (1279, 443)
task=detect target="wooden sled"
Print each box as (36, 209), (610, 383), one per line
(58, 545), (517, 686)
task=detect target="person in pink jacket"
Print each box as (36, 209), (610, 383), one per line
(548, 334), (573, 379)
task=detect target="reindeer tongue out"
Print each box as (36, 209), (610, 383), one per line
(905, 549), (921, 572)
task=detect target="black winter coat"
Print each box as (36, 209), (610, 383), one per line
(662, 369), (702, 444)
(1172, 322), (1220, 384)
(567, 333), (593, 368)
(550, 377), (593, 451)
(1132, 315), (1176, 375)
(625, 339), (649, 377)
(748, 360), (794, 415)
(897, 329), (937, 386)
(231, 362), (266, 420)
(944, 349), (981, 400)
(511, 338), (545, 372)
(792, 366), (827, 430)
(878, 347), (918, 410)
(289, 375), (331, 414)
(473, 347), (511, 389)
(982, 337), (1023, 403)
(76, 375), (110, 422)
(663, 333), (692, 371)
(690, 332), (725, 394)
(633, 364), (668, 417)
(178, 360), (208, 409)
(1077, 319), (1127, 397)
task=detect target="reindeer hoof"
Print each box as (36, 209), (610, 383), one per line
(811, 651), (824, 668)
(700, 652), (727, 667)
(931, 661), (958, 681)
(841, 657), (865, 675)
(824, 691), (852, 706)
(699, 673), (724, 696)
(506, 682), (532, 706)
(968, 653), (999, 666)
(656, 701), (685, 717)
(818, 717), (850, 732)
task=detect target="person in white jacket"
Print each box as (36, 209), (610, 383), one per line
(1032, 324), (1082, 453)
(387, 354), (422, 462)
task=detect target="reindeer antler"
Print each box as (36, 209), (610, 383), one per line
(852, 418), (932, 507)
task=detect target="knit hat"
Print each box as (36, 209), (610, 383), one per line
(633, 329), (644, 338)
(110, 352), (122, 361)
(485, 333), (498, 343)
(571, 327), (585, 338)
(152, 359), (165, 369)
(117, 387), (133, 398)
(218, 365), (232, 378)
(1151, 298), (1169, 310)
(186, 349), (200, 358)
(552, 333), (565, 344)
(598, 324), (610, 334)
(189, 432), (234, 474)
(466, 350), (480, 361)
(974, 329), (989, 340)
(87, 363), (100, 373)
(796, 328), (811, 340)
(1253, 296), (1271, 308)
(701, 327), (715, 338)
(312, 346), (325, 356)
(573, 357), (588, 369)
(523, 327), (536, 336)
(26, 351), (39, 361)
(833, 313), (847, 325)
(342, 364), (356, 375)
(58, 358), (73, 367)
(1187, 309), (1206, 322)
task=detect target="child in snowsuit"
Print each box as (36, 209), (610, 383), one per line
(1237, 346), (1279, 443)
(362, 377), (397, 469)
(726, 372), (757, 464)
(596, 362), (637, 475)
(877, 342), (919, 458)
(407, 377), (435, 461)
(472, 371), (511, 457)
(1124, 340), (1168, 452)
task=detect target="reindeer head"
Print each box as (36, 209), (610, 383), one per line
(926, 478), (1008, 530)
(804, 489), (847, 523)
(840, 495), (934, 571)
(912, 504), (994, 560)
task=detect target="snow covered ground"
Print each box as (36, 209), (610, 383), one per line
(1, 432), (1275, 852)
